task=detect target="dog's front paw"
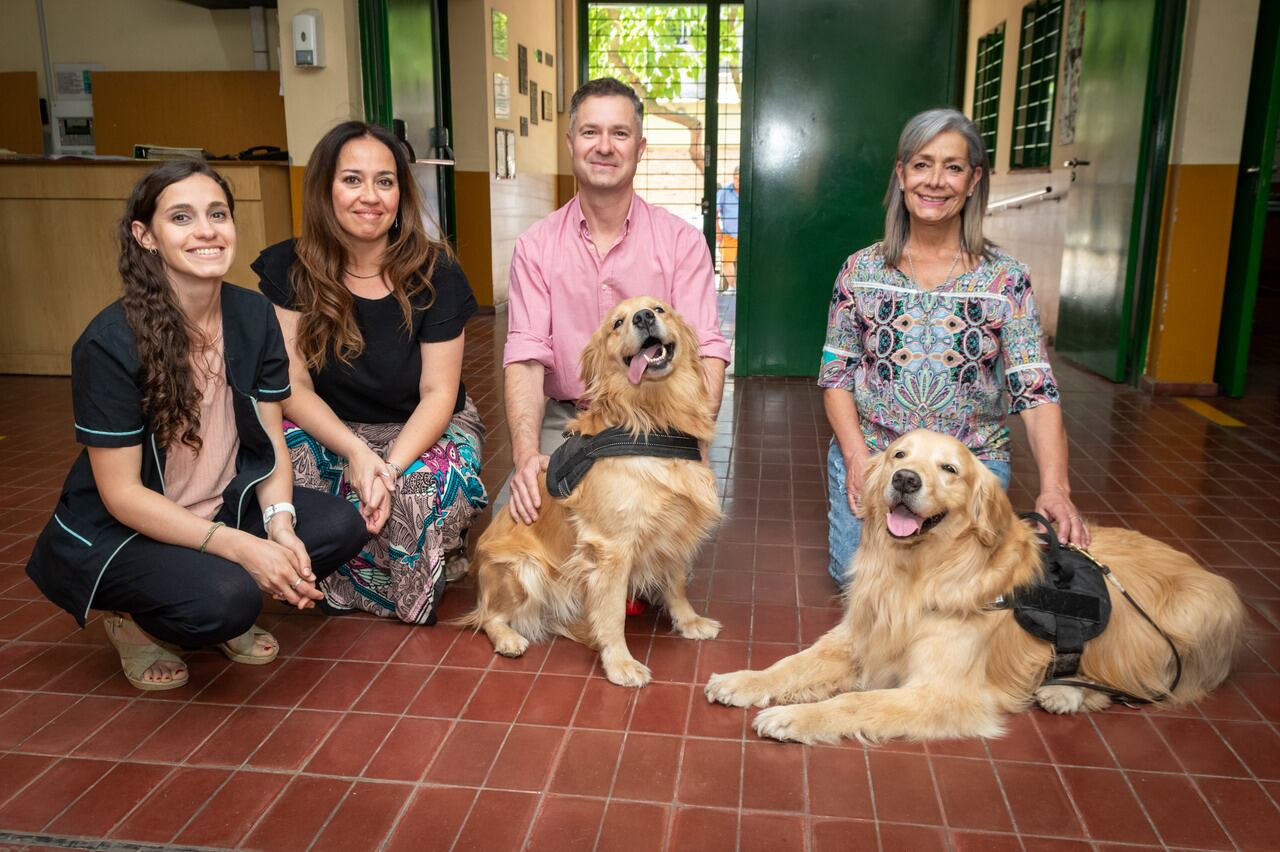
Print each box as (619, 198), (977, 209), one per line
(493, 632), (529, 658)
(704, 670), (773, 708)
(604, 656), (652, 688)
(753, 703), (842, 745)
(1035, 684), (1111, 714)
(675, 615), (722, 641)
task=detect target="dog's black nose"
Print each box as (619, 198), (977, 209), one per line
(892, 469), (921, 494)
(632, 309), (656, 329)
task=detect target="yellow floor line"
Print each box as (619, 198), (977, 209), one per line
(1176, 397), (1246, 428)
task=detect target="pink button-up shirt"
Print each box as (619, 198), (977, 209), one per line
(504, 193), (732, 403)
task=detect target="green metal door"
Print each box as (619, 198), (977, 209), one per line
(736, 0), (962, 375)
(1055, 0), (1165, 381)
(1215, 0), (1280, 397)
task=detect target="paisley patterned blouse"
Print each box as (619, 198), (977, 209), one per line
(818, 242), (1059, 461)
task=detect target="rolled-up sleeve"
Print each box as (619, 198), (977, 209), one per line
(71, 331), (144, 448)
(503, 234), (556, 370)
(817, 259), (861, 391)
(1000, 267), (1060, 414)
(670, 226), (731, 362)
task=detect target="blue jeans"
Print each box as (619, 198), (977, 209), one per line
(826, 440), (1012, 586)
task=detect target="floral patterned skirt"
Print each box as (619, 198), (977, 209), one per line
(283, 398), (487, 624)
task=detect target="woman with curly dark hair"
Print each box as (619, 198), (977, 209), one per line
(25, 160), (367, 690)
(252, 121), (486, 625)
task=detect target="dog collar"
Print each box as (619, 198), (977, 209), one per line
(546, 427), (702, 498)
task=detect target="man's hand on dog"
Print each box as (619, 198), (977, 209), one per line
(509, 452), (550, 524)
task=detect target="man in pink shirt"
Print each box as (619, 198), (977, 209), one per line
(503, 77), (731, 524)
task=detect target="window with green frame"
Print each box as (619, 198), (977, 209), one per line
(1010, 0), (1063, 169)
(972, 22), (1005, 164)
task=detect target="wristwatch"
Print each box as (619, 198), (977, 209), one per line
(262, 502), (297, 530)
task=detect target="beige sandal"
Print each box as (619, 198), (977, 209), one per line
(104, 614), (189, 691)
(218, 624), (279, 665)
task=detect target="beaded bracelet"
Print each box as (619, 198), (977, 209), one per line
(199, 521), (225, 553)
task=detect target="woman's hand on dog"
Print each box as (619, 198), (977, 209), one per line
(843, 448), (869, 518)
(1036, 487), (1091, 548)
(509, 451), (550, 524)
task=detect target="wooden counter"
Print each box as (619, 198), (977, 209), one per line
(0, 160), (292, 375)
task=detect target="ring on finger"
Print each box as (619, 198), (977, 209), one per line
(291, 578), (303, 590)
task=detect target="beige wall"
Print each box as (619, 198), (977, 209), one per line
(276, 0), (364, 168)
(449, 0), (563, 306)
(1168, 0), (1258, 166)
(0, 0), (280, 97)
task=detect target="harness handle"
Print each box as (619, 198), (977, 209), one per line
(1020, 511), (1075, 585)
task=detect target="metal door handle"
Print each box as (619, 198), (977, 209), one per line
(1246, 165), (1261, 174)
(1064, 158), (1091, 168)
(701, 196), (711, 216)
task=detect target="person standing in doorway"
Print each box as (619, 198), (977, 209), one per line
(716, 166), (740, 292)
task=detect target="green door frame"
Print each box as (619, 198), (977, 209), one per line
(577, 0), (741, 285)
(357, 0), (458, 243)
(1216, 0), (1280, 397)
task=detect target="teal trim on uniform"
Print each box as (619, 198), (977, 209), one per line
(236, 398), (277, 529)
(53, 515), (92, 547)
(83, 532), (138, 623)
(257, 384), (290, 395)
(75, 423), (143, 437)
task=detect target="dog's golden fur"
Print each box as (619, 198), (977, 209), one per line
(458, 297), (722, 687)
(705, 430), (1245, 743)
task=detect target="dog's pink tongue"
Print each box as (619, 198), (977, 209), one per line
(628, 344), (663, 384)
(887, 505), (923, 537)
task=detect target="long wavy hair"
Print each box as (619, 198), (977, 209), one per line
(292, 121), (451, 370)
(882, 108), (993, 267)
(118, 160), (235, 451)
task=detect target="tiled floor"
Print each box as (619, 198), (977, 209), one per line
(1, 305), (1279, 852)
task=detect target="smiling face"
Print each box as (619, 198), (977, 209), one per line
(895, 130), (982, 228)
(567, 94), (647, 195)
(331, 135), (401, 244)
(865, 430), (1005, 547)
(131, 174), (235, 285)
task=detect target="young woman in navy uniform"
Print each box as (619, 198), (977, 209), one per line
(25, 160), (367, 690)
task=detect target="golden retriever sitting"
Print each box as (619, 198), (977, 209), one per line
(459, 297), (722, 687)
(705, 429), (1245, 743)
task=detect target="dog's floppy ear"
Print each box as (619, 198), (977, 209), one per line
(858, 450), (888, 520)
(578, 322), (613, 394)
(967, 462), (1010, 547)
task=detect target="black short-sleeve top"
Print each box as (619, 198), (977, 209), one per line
(252, 238), (478, 424)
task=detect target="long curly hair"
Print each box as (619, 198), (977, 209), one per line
(118, 160), (235, 451)
(293, 121), (452, 370)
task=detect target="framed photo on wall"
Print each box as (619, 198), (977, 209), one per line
(495, 128), (516, 179)
(542, 90), (553, 122)
(493, 73), (510, 119)
(529, 81), (539, 126)
(520, 116), (529, 136)
(518, 44), (528, 94)
(491, 10), (508, 59)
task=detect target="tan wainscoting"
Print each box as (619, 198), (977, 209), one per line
(91, 71), (287, 159)
(0, 162), (291, 375)
(0, 72), (42, 156)
(454, 170), (495, 307)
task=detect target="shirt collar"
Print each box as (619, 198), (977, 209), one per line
(575, 192), (638, 239)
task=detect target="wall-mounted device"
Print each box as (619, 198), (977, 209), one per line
(291, 10), (325, 68)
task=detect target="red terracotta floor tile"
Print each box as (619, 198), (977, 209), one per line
(19, 695), (128, 755)
(542, 637), (599, 676)
(741, 740), (805, 812)
(1033, 713), (1117, 768)
(1149, 715), (1249, 776)
(351, 663), (430, 714)
(646, 635), (701, 682)
(47, 760), (173, 837)
(527, 795), (606, 852)
(0, 756), (112, 831)
(0, 691), (78, 749)
(0, 752), (55, 808)
(812, 818), (879, 851)
(304, 711), (396, 777)
(298, 660), (381, 711)
(1127, 770), (1233, 850)
(867, 750), (943, 826)
(670, 806), (737, 852)
(452, 789), (539, 851)
(550, 729), (625, 797)
(406, 665), (483, 718)
(363, 716), (450, 781)
(309, 780), (412, 852)
(739, 812), (804, 852)
(486, 724), (565, 791)
(597, 801), (670, 852)
(1213, 719), (1280, 779)
(72, 699), (179, 760)
(995, 761), (1083, 838)
(1195, 776), (1280, 852)
(391, 623), (457, 665)
(613, 733), (682, 803)
(677, 738), (742, 808)
(1058, 766), (1158, 844)
(630, 682), (692, 734)
(949, 830), (1022, 851)
(687, 692), (747, 739)
(188, 706), (286, 767)
(424, 720), (508, 786)
(130, 702), (233, 762)
(240, 774), (351, 852)
(516, 674), (586, 726)
(110, 766), (230, 845)
(245, 708), (342, 771)
(932, 755), (1013, 832)
(461, 670), (536, 722)
(984, 712), (1049, 762)
(878, 823), (948, 851)
(1091, 712), (1181, 772)
(383, 784), (477, 852)
(573, 677), (637, 730)
(175, 769), (289, 848)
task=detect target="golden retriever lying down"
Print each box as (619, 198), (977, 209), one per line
(459, 297), (721, 687)
(706, 429), (1245, 743)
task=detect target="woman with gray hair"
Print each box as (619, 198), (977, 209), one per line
(818, 108), (1087, 586)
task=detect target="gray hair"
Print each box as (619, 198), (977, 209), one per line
(882, 108), (992, 267)
(568, 77), (644, 133)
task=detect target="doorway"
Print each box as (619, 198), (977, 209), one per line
(582, 2), (745, 357)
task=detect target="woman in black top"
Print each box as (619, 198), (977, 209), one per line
(25, 160), (366, 691)
(253, 121), (486, 625)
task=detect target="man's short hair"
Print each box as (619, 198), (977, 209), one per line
(568, 77), (644, 131)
